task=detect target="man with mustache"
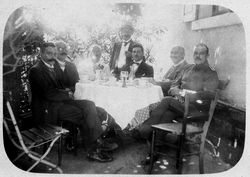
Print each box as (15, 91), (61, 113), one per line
(125, 43), (154, 78)
(110, 23), (135, 79)
(137, 43), (219, 140)
(154, 46), (190, 96)
(29, 42), (116, 163)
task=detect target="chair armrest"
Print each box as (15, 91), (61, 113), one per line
(184, 113), (209, 123)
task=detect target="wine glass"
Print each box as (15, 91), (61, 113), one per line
(120, 71), (128, 80)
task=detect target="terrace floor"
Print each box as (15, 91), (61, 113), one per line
(10, 138), (233, 175)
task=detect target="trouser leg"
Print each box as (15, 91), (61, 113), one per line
(66, 100), (103, 146)
(138, 97), (180, 139)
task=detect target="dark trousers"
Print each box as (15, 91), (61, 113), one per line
(57, 100), (103, 148)
(138, 96), (199, 139)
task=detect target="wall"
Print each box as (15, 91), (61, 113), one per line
(154, 4), (246, 108)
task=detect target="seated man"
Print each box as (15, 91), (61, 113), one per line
(78, 44), (111, 81)
(124, 43), (154, 78)
(137, 43), (219, 140)
(29, 42), (116, 162)
(54, 41), (79, 93)
(154, 46), (189, 96)
(54, 41), (122, 142)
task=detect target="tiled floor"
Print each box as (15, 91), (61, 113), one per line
(13, 141), (232, 174)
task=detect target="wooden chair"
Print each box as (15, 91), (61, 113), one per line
(3, 91), (69, 173)
(148, 90), (219, 174)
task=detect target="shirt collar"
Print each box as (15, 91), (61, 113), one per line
(56, 59), (66, 66)
(122, 38), (131, 43)
(133, 59), (143, 64)
(173, 59), (185, 67)
(42, 60), (54, 69)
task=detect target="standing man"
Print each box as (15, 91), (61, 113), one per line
(154, 46), (189, 96)
(29, 42), (115, 162)
(138, 43), (219, 139)
(126, 43), (154, 78)
(110, 23), (135, 79)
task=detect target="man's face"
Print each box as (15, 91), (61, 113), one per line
(42, 46), (57, 64)
(120, 28), (133, 41)
(193, 45), (209, 65)
(170, 47), (184, 64)
(132, 47), (143, 62)
(57, 52), (67, 62)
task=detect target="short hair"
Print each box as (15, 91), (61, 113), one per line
(55, 40), (68, 54)
(172, 46), (185, 57)
(120, 23), (134, 33)
(132, 43), (144, 53)
(195, 43), (209, 55)
(40, 42), (55, 53)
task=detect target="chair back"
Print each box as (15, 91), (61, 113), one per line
(181, 90), (219, 137)
(3, 91), (28, 152)
(200, 90), (219, 145)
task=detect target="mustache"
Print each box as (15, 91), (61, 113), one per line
(47, 58), (56, 62)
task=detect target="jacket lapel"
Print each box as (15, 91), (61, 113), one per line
(135, 61), (146, 77)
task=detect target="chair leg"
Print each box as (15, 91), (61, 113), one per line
(73, 126), (78, 156)
(199, 143), (205, 174)
(58, 136), (62, 166)
(148, 130), (156, 174)
(176, 134), (184, 174)
(199, 153), (204, 174)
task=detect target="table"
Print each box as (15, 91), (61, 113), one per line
(74, 82), (164, 129)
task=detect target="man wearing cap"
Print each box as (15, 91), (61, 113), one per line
(110, 23), (135, 79)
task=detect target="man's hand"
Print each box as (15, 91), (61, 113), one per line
(148, 78), (156, 85)
(68, 90), (74, 100)
(162, 78), (170, 82)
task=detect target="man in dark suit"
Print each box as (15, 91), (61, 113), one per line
(109, 23), (135, 79)
(54, 41), (122, 146)
(154, 46), (190, 96)
(125, 43), (154, 78)
(138, 43), (219, 139)
(54, 41), (79, 93)
(29, 42), (115, 162)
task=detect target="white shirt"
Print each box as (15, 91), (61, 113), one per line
(132, 59), (143, 73)
(116, 39), (131, 68)
(173, 59), (185, 67)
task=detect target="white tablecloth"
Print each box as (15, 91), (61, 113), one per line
(74, 82), (164, 129)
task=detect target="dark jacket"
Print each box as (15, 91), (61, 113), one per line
(109, 40), (135, 77)
(29, 60), (72, 125)
(163, 60), (189, 81)
(125, 60), (154, 78)
(158, 60), (190, 96)
(54, 60), (79, 93)
(169, 63), (219, 111)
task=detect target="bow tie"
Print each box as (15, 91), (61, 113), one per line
(133, 62), (140, 65)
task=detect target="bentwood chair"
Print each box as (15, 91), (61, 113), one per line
(3, 91), (69, 173)
(148, 90), (219, 174)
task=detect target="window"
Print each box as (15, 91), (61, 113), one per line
(183, 5), (242, 30)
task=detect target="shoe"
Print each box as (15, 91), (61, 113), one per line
(97, 140), (118, 152)
(87, 151), (113, 162)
